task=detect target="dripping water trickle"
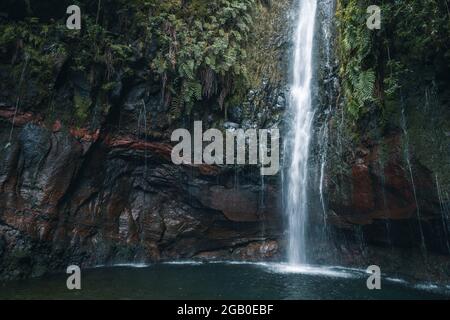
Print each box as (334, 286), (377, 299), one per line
(401, 105), (427, 259)
(317, 0), (336, 237)
(435, 174), (450, 254)
(5, 54), (29, 150)
(138, 99), (149, 174)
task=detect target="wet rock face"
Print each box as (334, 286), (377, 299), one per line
(328, 135), (419, 222)
(194, 240), (280, 261)
(323, 131), (449, 254)
(309, 0), (450, 267)
(0, 115), (282, 280)
(0, 0), (293, 280)
(190, 184), (280, 223)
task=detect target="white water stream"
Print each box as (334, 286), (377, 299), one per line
(285, 0), (318, 265)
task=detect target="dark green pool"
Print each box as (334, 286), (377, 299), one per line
(1, 262), (449, 300)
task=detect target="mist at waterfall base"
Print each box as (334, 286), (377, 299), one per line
(1, 263), (449, 300)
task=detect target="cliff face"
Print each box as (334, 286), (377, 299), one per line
(309, 0), (450, 279)
(0, 0), (291, 280)
(0, 0), (449, 282)
(0, 117), (283, 279)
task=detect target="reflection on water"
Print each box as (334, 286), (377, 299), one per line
(0, 262), (449, 300)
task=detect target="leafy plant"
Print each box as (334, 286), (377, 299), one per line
(337, 0), (450, 125)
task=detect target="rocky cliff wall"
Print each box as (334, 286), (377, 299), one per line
(0, 0), (291, 280)
(0, 0), (449, 282)
(308, 0), (450, 281)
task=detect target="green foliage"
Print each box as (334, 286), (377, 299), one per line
(337, 0), (450, 124)
(74, 92), (92, 122)
(0, 18), (63, 86)
(0, 3), (137, 124)
(148, 0), (256, 115)
(336, 0), (379, 120)
(0, 0), (267, 123)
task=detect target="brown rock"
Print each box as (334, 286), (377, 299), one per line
(351, 162), (374, 213)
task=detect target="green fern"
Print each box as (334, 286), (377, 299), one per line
(356, 70), (375, 103)
(149, 0), (256, 119)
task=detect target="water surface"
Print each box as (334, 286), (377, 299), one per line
(1, 262), (449, 300)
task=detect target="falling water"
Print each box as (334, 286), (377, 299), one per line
(285, 0), (318, 265)
(138, 99), (149, 173)
(435, 174), (450, 254)
(400, 106), (427, 258)
(319, 123), (329, 221)
(318, 0), (336, 224)
(5, 55), (29, 150)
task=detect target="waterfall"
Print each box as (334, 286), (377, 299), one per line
(285, 0), (318, 265)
